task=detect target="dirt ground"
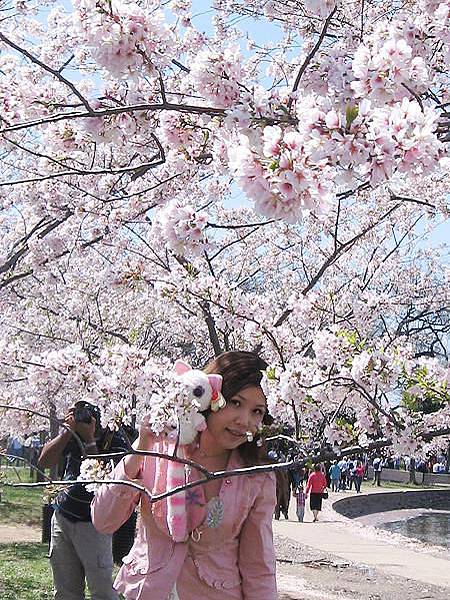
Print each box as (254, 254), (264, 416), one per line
(274, 533), (449, 600)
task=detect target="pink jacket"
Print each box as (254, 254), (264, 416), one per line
(91, 443), (277, 600)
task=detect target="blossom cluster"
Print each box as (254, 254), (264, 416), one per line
(189, 45), (247, 108)
(78, 458), (113, 492)
(304, 0), (337, 19)
(158, 111), (209, 161)
(72, 0), (174, 78)
(3, 342), (216, 440)
(351, 24), (430, 105)
(227, 127), (334, 223)
(260, 327), (445, 454)
(227, 87), (444, 221)
(152, 200), (210, 256)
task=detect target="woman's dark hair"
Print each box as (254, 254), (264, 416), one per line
(203, 351), (272, 467)
(314, 463), (321, 472)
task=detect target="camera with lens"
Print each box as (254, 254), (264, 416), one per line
(74, 405), (94, 424)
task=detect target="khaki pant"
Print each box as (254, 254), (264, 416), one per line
(50, 511), (118, 600)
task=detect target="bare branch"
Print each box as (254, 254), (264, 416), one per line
(287, 7), (337, 111)
(273, 202), (403, 327)
(0, 102), (227, 135)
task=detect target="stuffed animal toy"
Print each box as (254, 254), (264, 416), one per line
(165, 360), (223, 542)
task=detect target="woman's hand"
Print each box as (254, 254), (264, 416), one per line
(134, 415), (171, 451)
(135, 415), (157, 451)
(124, 415), (167, 480)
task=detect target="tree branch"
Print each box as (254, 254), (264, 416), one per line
(287, 7), (337, 111)
(0, 33), (94, 114)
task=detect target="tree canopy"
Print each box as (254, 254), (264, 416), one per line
(0, 0), (449, 457)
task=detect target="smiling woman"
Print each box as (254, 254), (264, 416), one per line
(91, 351), (277, 600)
(202, 351), (273, 468)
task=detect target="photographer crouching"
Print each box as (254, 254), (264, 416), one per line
(38, 401), (129, 600)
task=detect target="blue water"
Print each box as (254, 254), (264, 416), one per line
(378, 512), (450, 549)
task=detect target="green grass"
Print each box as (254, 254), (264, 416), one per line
(0, 543), (53, 600)
(0, 541), (124, 600)
(0, 473), (123, 599)
(0, 468), (43, 527)
(0, 468), (53, 598)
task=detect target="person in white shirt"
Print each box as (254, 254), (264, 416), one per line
(372, 456), (382, 486)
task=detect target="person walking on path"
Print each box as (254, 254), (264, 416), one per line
(338, 458), (348, 490)
(372, 455), (383, 486)
(305, 464), (327, 522)
(275, 468), (291, 520)
(91, 351), (278, 600)
(293, 483), (306, 522)
(348, 458), (356, 491)
(354, 461), (365, 493)
(329, 461), (340, 492)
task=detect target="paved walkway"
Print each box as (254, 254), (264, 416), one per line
(273, 485), (450, 589)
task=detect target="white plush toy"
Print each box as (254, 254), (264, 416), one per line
(165, 360), (223, 541)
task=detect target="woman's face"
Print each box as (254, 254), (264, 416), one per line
(205, 385), (266, 452)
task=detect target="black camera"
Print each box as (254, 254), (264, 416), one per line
(74, 405), (94, 424)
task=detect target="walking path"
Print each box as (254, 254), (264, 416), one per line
(273, 484), (450, 589)
(0, 523), (40, 543)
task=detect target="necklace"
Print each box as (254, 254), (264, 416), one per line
(188, 445), (227, 542)
(195, 448), (229, 459)
(192, 443), (230, 460)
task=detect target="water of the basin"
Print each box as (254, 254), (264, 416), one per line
(378, 512), (450, 549)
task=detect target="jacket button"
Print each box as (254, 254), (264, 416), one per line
(225, 479), (232, 485)
(214, 581), (222, 589)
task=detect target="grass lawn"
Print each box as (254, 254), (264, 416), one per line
(0, 467), (43, 527)
(0, 542), (53, 600)
(0, 485), (43, 527)
(0, 466), (53, 598)
(0, 542), (124, 600)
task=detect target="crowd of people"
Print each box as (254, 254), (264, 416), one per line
(270, 446), (450, 523)
(2, 433), (44, 481)
(272, 454), (370, 523)
(381, 453), (449, 474)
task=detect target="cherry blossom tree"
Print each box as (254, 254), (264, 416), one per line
(0, 0), (449, 471)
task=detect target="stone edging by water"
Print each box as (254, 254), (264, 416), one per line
(332, 489), (450, 519)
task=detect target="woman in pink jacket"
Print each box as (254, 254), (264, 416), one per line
(91, 351), (277, 600)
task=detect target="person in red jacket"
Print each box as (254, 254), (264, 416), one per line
(305, 463), (328, 522)
(355, 460), (365, 493)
